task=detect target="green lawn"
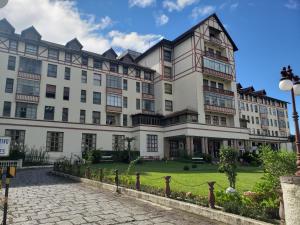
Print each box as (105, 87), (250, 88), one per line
(89, 161), (263, 196)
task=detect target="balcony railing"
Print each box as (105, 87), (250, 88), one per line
(106, 87), (122, 95)
(142, 93), (155, 99)
(204, 104), (236, 115)
(259, 112), (268, 118)
(16, 94), (39, 103)
(261, 124), (269, 129)
(209, 36), (222, 45)
(18, 71), (41, 80)
(203, 85), (234, 96)
(202, 67), (233, 81)
(204, 51), (228, 62)
(106, 105), (122, 113)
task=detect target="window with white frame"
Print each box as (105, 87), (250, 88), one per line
(46, 132), (63, 152)
(93, 73), (101, 86)
(107, 94), (122, 107)
(147, 134), (158, 152)
(48, 49), (59, 60)
(106, 75), (122, 89)
(25, 43), (37, 55)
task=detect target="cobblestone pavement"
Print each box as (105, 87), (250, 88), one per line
(5, 168), (227, 225)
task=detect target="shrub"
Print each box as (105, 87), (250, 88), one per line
(239, 151), (261, 166)
(193, 152), (212, 163)
(218, 146), (238, 188)
(191, 164), (197, 169)
(183, 165), (190, 171)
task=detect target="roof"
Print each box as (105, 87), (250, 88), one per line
(136, 13), (238, 62)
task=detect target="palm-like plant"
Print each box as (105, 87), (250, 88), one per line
(125, 137), (135, 162)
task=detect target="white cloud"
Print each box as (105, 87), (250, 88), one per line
(163, 0), (198, 12)
(285, 0), (299, 9)
(155, 13), (169, 26)
(191, 5), (215, 19)
(0, 0), (162, 54)
(230, 2), (239, 10)
(109, 31), (163, 52)
(129, 0), (156, 8)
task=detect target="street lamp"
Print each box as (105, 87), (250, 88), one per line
(279, 65), (300, 176)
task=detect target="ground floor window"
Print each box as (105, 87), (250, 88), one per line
(81, 133), (96, 152)
(147, 134), (158, 152)
(112, 135), (125, 151)
(5, 129), (25, 149)
(46, 132), (63, 152)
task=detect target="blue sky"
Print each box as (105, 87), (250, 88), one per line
(1, 0), (300, 133)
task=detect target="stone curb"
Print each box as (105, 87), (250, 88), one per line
(50, 171), (273, 225)
(19, 165), (53, 170)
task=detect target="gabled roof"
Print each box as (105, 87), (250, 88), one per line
(252, 90), (267, 96)
(65, 38), (83, 51)
(119, 53), (135, 63)
(21, 26), (41, 41)
(102, 48), (118, 59)
(0, 18), (15, 34)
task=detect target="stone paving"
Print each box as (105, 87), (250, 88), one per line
(4, 168), (227, 225)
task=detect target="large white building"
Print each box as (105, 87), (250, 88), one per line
(0, 14), (291, 161)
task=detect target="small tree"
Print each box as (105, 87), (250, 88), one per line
(218, 146), (238, 188)
(125, 137), (135, 162)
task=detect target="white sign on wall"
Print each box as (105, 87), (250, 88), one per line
(0, 137), (11, 157)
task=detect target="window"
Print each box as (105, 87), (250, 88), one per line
(65, 52), (71, 63)
(136, 82), (140, 93)
(80, 110), (86, 123)
(220, 117), (227, 126)
(3, 101), (11, 117)
(250, 104), (253, 112)
(93, 58), (102, 69)
(93, 92), (101, 105)
(274, 120), (278, 127)
(256, 117), (259, 124)
(93, 73), (101, 86)
(164, 50), (172, 62)
(7, 56), (16, 70)
(81, 70), (87, 83)
(82, 55), (88, 66)
(142, 83), (154, 95)
(144, 71), (153, 81)
(165, 100), (173, 111)
(106, 114), (118, 126)
(135, 69), (141, 78)
(147, 135), (158, 152)
(19, 57), (42, 74)
(48, 49), (58, 60)
(164, 83), (172, 94)
(123, 66), (128, 75)
(9, 40), (17, 51)
(112, 135), (125, 151)
(218, 83), (224, 90)
(123, 97), (128, 108)
(106, 75), (122, 89)
(210, 81), (217, 88)
(15, 102), (37, 119)
(143, 99), (155, 112)
(64, 67), (71, 80)
(251, 116), (254, 124)
(92, 111), (101, 124)
(82, 133), (96, 152)
(246, 103), (249, 111)
(63, 87), (70, 101)
(254, 105), (258, 113)
(25, 43), (37, 55)
(164, 66), (172, 79)
(110, 63), (118, 73)
(107, 94), (122, 107)
(5, 78), (14, 93)
(81, 90), (86, 103)
(136, 99), (140, 110)
(47, 64), (57, 77)
(16, 79), (40, 96)
(44, 106), (55, 120)
(213, 116), (219, 125)
(62, 108), (68, 122)
(123, 79), (128, 90)
(205, 115), (211, 124)
(5, 129), (25, 148)
(270, 119), (273, 126)
(123, 114), (128, 126)
(46, 84), (56, 98)
(46, 132), (63, 152)
(203, 57), (232, 75)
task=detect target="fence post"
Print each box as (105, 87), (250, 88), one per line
(208, 181), (216, 209)
(136, 173), (140, 191)
(115, 169), (119, 193)
(99, 168), (104, 182)
(165, 176), (171, 197)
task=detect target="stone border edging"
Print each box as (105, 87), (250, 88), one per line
(20, 165), (53, 170)
(50, 171), (273, 225)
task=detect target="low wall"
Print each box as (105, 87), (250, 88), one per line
(51, 171), (273, 225)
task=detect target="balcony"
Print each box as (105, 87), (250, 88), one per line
(209, 36), (222, 45)
(261, 124), (269, 129)
(203, 85), (234, 96)
(106, 87), (122, 95)
(16, 94), (39, 103)
(18, 71), (41, 80)
(203, 67), (233, 81)
(142, 93), (155, 100)
(259, 112), (268, 118)
(204, 104), (236, 115)
(106, 105), (122, 113)
(204, 51), (228, 62)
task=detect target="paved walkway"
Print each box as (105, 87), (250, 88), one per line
(4, 168), (226, 225)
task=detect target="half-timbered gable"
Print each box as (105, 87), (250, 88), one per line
(21, 26), (41, 41)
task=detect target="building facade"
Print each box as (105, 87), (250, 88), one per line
(0, 14), (291, 161)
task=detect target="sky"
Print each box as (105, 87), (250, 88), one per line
(0, 0), (299, 133)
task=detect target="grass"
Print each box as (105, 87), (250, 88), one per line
(89, 161), (263, 196)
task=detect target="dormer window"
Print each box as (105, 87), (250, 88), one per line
(25, 43), (37, 55)
(135, 69), (141, 78)
(82, 55), (88, 66)
(65, 52), (71, 63)
(93, 58), (102, 69)
(48, 49), (58, 60)
(9, 40), (17, 51)
(110, 63), (118, 73)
